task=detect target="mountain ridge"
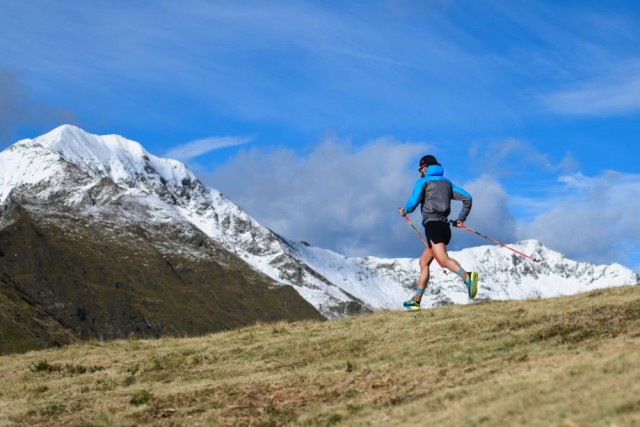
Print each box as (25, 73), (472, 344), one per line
(0, 125), (637, 325)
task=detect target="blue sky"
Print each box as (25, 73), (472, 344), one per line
(1, 0), (639, 271)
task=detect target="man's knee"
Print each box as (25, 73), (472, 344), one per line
(438, 254), (451, 264)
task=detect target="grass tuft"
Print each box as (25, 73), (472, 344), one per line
(129, 389), (153, 406)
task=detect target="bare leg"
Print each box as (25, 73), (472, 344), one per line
(418, 248), (434, 291)
(430, 241), (478, 299)
(406, 248), (434, 306)
(430, 242), (467, 280)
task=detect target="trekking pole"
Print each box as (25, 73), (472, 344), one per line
(401, 213), (447, 274)
(451, 221), (538, 262)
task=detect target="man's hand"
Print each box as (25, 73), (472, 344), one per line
(398, 207), (407, 217)
(452, 219), (463, 228)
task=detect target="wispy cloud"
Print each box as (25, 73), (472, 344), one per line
(2, 1), (640, 132)
(0, 1), (524, 130)
(165, 136), (252, 162)
(469, 138), (579, 179)
(541, 67), (640, 117)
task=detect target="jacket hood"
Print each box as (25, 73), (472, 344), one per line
(426, 164), (444, 176)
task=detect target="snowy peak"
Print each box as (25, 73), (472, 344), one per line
(22, 124), (196, 189)
(290, 237), (639, 311)
(1, 125), (208, 207)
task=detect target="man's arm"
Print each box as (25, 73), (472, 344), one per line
(452, 184), (472, 222)
(401, 178), (425, 214)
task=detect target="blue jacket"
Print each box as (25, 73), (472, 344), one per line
(403, 165), (472, 225)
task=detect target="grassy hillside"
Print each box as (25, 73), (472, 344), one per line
(1, 285), (639, 426)
(0, 204), (324, 354)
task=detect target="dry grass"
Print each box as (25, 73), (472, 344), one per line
(1, 285), (639, 426)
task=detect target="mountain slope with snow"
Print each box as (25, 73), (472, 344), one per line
(291, 239), (638, 310)
(1, 125), (637, 321)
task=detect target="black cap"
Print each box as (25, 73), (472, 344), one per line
(418, 155), (440, 170)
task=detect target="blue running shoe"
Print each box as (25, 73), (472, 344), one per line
(403, 298), (421, 311)
(464, 271), (478, 299)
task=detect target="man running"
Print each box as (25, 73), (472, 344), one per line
(399, 154), (478, 310)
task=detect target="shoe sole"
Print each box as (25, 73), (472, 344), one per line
(469, 272), (478, 299)
(404, 306), (421, 311)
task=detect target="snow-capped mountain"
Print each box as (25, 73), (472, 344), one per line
(292, 239), (638, 310)
(1, 125), (637, 318)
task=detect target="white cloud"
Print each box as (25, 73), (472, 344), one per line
(202, 136), (432, 257)
(201, 137), (521, 259)
(517, 170), (640, 266)
(451, 175), (518, 250)
(165, 136), (251, 162)
(468, 138), (640, 267)
(199, 135), (639, 270)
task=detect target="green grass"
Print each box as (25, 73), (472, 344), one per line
(1, 285), (639, 426)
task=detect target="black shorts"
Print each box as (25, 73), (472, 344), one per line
(424, 221), (451, 248)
